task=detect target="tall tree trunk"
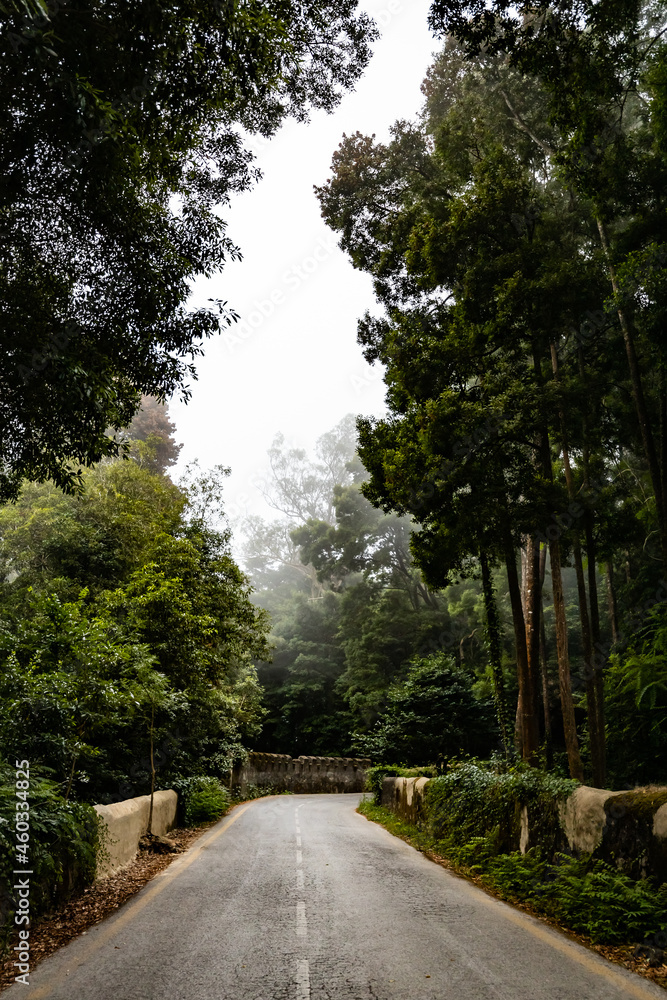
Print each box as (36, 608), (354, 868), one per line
(597, 218), (667, 565)
(480, 549), (511, 755)
(577, 344), (606, 784)
(661, 367), (667, 512)
(584, 517), (606, 786)
(606, 560), (619, 644)
(551, 340), (603, 784)
(549, 535), (585, 780)
(504, 528), (539, 761)
(147, 701), (156, 836)
(539, 543), (553, 767)
(524, 532), (542, 742)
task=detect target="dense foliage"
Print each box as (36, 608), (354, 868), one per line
(0, 453), (270, 807)
(0, 766), (100, 949)
(425, 760), (577, 855)
(353, 655), (497, 765)
(313, 9), (667, 787)
(0, 1), (376, 500)
(243, 419), (501, 760)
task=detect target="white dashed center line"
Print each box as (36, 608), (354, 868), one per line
(296, 901), (308, 937)
(296, 959), (311, 999)
(295, 805), (309, 995)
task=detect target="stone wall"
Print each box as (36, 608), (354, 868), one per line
(381, 776), (430, 825)
(94, 790), (178, 877)
(381, 777), (667, 881)
(557, 785), (667, 880)
(233, 752), (372, 794)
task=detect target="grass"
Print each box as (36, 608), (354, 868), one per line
(357, 799), (667, 949)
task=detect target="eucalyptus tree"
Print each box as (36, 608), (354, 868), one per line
(428, 0), (667, 565)
(317, 38), (627, 778)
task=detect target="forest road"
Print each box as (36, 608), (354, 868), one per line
(6, 793), (666, 1000)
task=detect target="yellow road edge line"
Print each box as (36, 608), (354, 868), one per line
(469, 888), (661, 1000)
(24, 802), (253, 1000)
(360, 809), (662, 999)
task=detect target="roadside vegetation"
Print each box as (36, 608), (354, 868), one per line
(1, 0), (667, 979)
(359, 797), (667, 951)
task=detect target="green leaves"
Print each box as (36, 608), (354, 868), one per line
(0, 1), (377, 498)
(353, 653), (497, 766)
(0, 457), (271, 801)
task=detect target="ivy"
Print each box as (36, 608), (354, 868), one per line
(425, 759), (578, 854)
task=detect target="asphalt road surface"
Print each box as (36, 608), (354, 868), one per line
(8, 793), (666, 1000)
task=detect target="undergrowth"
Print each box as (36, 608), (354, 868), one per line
(171, 776), (230, 825)
(358, 801), (667, 946)
(0, 763), (100, 953)
(425, 760), (577, 854)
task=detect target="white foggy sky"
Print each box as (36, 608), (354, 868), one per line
(170, 0), (438, 527)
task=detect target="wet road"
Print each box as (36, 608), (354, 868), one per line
(8, 793), (665, 1000)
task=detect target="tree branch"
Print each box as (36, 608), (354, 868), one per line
(500, 89), (556, 158)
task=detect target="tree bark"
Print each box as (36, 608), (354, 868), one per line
(549, 535), (585, 780)
(480, 549), (511, 755)
(597, 218), (667, 565)
(606, 560), (619, 644)
(524, 532), (543, 743)
(584, 517), (606, 786)
(504, 529), (539, 760)
(576, 343), (606, 784)
(147, 701), (156, 836)
(538, 543), (553, 767)
(550, 340), (602, 783)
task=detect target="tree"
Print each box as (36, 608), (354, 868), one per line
(241, 415), (359, 597)
(316, 38), (644, 779)
(0, 456), (270, 801)
(125, 662), (184, 835)
(0, 590), (157, 796)
(241, 416), (457, 750)
(427, 0), (667, 563)
(259, 415), (358, 523)
(352, 653), (497, 766)
(105, 527), (270, 691)
(0, 3), (377, 500)
(125, 396), (182, 475)
(254, 591), (351, 756)
(0, 461), (185, 601)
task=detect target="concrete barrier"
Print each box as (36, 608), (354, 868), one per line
(381, 776), (430, 825)
(557, 786), (626, 854)
(381, 777), (667, 880)
(94, 790), (177, 877)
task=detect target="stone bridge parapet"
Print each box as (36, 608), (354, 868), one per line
(233, 752), (372, 794)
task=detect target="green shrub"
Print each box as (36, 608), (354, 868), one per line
(426, 759), (577, 854)
(171, 776), (230, 826)
(480, 848), (667, 944)
(0, 763), (100, 952)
